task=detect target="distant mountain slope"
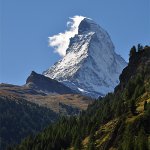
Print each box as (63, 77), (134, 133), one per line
(14, 46), (150, 150)
(0, 83), (92, 115)
(44, 18), (127, 98)
(0, 76), (92, 150)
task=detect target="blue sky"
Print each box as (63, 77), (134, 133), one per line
(0, 0), (150, 85)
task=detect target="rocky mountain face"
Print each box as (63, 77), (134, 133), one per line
(25, 71), (75, 94)
(43, 18), (127, 98)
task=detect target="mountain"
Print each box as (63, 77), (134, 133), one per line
(0, 83), (91, 115)
(43, 18), (127, 98)
(14, 46), (150, 150)
(25, 71), (76, 94)
(0, 73), (92, 150)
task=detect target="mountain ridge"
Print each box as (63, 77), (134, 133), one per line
(25, 71), (76, 94)
(0, 71), (92, 150)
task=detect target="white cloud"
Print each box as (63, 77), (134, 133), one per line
(48, 16), (85, 56)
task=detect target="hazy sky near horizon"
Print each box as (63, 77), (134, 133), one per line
(0, 0), (150, 85)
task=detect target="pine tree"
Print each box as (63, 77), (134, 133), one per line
(129, 46), (136, 57)
(137, 44), (143, 52)
(135, 127), (148, 150)
(130, 100), (136, 115)
(87, 133), (95, 150)
(121, 125), (134, 150)
(144, 101), (147, 110)
(74, 136), (82, 150)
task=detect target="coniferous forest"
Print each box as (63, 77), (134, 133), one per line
(0, 97), (58, 150)
(9, 46), (150, 150)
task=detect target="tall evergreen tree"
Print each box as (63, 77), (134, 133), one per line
(137, 44), (143, 52)
(130, 100), (136, 115)
(129, 46), (136, 57)
(74, 136), (82, 150)
(135, 127), (148, 150)
(87, 133), (95, 150)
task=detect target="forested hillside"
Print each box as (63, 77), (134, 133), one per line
(12, 45), (150, 150)
(0, 83), (91, 150)
(0, 96), (58, 150)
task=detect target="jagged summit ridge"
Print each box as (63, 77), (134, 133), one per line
(43, 18), (127, 98)
(26, 71), (75, 94)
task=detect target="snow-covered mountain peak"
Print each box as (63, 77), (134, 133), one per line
(43, 17), (127, 98)
(78, 18), (102, 34)
(67, 18), (114, 55)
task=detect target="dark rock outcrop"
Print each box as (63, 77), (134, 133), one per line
(26, 71), (76, 94)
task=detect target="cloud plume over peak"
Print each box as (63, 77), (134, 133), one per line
(48, 16), (85, 56)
